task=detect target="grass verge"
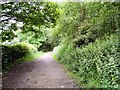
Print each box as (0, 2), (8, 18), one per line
(17, 51), (43, 63)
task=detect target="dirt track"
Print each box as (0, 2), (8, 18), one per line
(2, 52), (77, 88)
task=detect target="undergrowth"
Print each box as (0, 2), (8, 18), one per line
(53, 34), (119, 88)
(2, 42), (43, 73)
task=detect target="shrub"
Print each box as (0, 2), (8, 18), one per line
(54, 34), (119, 88)
(53, 42), (74, 61)
(2, 42), (37, 72)
(13, 43), (37, 54)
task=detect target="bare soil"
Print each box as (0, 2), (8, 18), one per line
(2, 52), (77, 88)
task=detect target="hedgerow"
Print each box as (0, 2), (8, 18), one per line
(2, 42), (37, 72)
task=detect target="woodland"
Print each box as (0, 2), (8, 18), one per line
(1, 1), (120, 88)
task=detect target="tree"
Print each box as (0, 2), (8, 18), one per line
(1, 2), (60, 42)
(52, 2), (120, 47)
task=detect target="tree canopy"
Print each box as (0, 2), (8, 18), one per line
(1, 2), (60, 42)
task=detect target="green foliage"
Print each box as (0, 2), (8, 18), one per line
(54, 34), (119, 88)
(53, 2), (120, 47)
(1, 2), (60, 42)
(17, 26), (47, 48)
(17, 51), (43, 63)
(1, 2), (59, 27)
(52, 2), (120, 88)
(1, 2), (60, 73)
(53, 42), (73, 61)
(2, 30), (17, 42)
(2, 42), (37, 72)
(1, 1), (120, 88)
(38, 27), (61, 52)
(13, 42), (37, 54)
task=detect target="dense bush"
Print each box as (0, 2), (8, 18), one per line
(53, 34), (119, 88)
(2, 42), (37, 72)
(13, 43), (37, 54)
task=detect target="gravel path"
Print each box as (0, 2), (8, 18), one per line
(2, 52), (77, 88)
